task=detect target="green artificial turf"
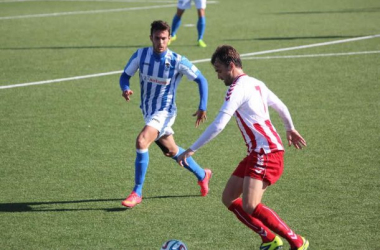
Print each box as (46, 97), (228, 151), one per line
(0, 0), (379, 249)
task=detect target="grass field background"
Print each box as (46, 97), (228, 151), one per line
(0, 0), (379, 249)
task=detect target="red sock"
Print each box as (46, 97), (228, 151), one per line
(252, 203), (303, 248)
(228, 198), (275, 243)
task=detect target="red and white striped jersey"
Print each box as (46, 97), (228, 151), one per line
(220, 74), (292, 154)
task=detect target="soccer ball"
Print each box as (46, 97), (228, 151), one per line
(160, 239), (188, 250)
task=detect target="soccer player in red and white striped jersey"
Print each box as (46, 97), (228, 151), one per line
(177, 45), (309, 250)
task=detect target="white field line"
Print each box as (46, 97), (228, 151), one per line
(0, 71), (123, 90)
(1, 34), (379, 90)
(0, 1), (218, 20)
(244, 50), (380, 60)
(0, 0), (177, 2)
(240, 34), (380, 57)
(0, 4), (177, 20)
(0, 0), (217, 3)
(190, 34), (380, 64)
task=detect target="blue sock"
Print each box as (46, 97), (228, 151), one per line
(197, 16), (206, 40)
(133, 149), (149, 197)
(172, 146), (205, 181)
(171, 14), (181, 36)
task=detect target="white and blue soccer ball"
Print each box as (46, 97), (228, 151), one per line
(160, 239), (188, 250)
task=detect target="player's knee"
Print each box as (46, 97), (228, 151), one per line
(155, 141), (176, 157)
(176, 8), (185, 16)
(163, 147), (178, 158)
(164, 150), (177, 158)
(221, 197), (230, 208)
(161, 147), (177, 158)
(221, 191), (233, 208)
(242, 201), (257, 215)
(136, 135), (150, 149)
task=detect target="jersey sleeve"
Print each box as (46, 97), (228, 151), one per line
(119, 72), (131, 91)
(190, 111), (232, 151)
(124, 50), (140, 77)
(267, 89), (295, 131)
(194, 73), (208, 111)
(178, 56), (199, 80)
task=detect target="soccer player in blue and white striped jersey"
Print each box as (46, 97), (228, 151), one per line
(169, 0), (207, 47)
(119, 20), (212, 208)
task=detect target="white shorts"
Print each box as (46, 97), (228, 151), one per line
(177, 0), (206, 10)
(144, 111), (176, 140)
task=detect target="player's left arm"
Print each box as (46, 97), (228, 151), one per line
(179, 56), (208, 127)
(267, 89), (307, 149)
(193, 73), (208, 127)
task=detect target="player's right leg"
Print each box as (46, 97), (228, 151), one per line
(121, 126), (158, 208)
(169, 8), (185, 45)
(222, 175), (280, 248)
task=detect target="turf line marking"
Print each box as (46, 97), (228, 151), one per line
(0, 4), (177, 20)
(1, 34), (379, 90)
(0, 1), (218, 20)
(0, 0), (218, 3)
(0, 71), (123, 90)
(0, 0), (219, 3)
(241, 35), (380, 56)
(190, 34), (380, 64)
(1, 0), (177, 2)
(243, 50), (380, 60)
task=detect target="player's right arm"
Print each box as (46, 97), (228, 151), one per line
(177, 82), (244, 167)
(188, 81), (245, 152)
(177, 111), (232, 166)
(119, 50), (140, 102)
(120, 72), (133, 102)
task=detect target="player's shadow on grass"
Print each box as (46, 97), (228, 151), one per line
(0, 195), (200, 213)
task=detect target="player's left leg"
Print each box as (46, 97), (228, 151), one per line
(156, 135), (212, 196)
(250, 200), (308, 250)
(172, 8), (184, 37)
(196, 8), (206, 47)
(195, 0), (206, 47)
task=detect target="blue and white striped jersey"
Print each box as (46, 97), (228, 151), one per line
(123, 47), (200, 118)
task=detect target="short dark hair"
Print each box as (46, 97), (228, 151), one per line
(150, 20), (171, 36)
(211, 45), (242, 68)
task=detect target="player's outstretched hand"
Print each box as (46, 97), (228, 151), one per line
(122, 90), (133, 102)
(177, 148), (195, 167)
(287, 130), (307, 149)
(193, 110), (207, 128)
